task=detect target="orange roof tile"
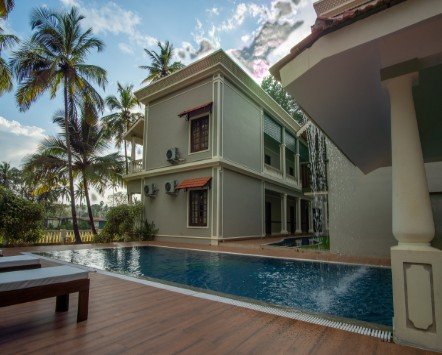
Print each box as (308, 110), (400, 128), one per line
(178, 102), (213, 120)
(176, 177), (212, 190)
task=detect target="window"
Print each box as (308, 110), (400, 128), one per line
(190, 115), (209, 153)
(289, 166), (294, 176)
(189, 189), (208, 227)
(264, 154), (271, 165)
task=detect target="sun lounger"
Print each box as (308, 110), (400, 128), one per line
(0, 266), (90, 322)
(0, 255), (41, 272)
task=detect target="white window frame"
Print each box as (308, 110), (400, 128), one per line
(186, 187), (210, 229)
(188, 112), (211, 156)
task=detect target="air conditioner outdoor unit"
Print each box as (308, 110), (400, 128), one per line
(165, 180), (178, 195)
(166, 147), (179, 163)
(144, 183), (158, 197)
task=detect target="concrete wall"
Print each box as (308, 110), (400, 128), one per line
(222, 81), (262, 171)
(327, 142), (442, 257)
(144, 168), (214, 240)
(146, 80), (213, 171)
(127, 180), (142, 194)
(222, 169), (263, 238)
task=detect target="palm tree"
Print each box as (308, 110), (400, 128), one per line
(11, 7), (107, 243)
(0, 161), (19, 189)
(0, 0), (14, 17)
(24, 111), (124, 236)
(102, 83), (143, 174)
(140, 41), (185, 83)
(0, 0), (18, 95)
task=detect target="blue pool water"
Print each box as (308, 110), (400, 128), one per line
(40, 246), (393, 326)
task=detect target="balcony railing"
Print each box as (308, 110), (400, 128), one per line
(130, 159), (143, 173)
(264, 164), (283, 179)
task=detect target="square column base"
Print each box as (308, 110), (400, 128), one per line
(391, 245), (442, 352)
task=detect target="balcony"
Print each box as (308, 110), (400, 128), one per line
(130, 159), (143, 173)
(123, 118), (144, 176)
(264, 164), (283, 179)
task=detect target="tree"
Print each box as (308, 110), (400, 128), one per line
(261, 75), (303, 124)
(0, 0), (14, 17)
(0, 161), (20, 190)
(11, 7), (107, 243)
(0, 186), (44, 246)
(140, 41), (185, 83)
(0, 0), (18, 95)
(102, 83), (143, 174)
(24, 111), (124, 236)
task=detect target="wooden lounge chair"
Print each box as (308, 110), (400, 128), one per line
(0, 255), (41, 272)
(0, 266), (90, 322)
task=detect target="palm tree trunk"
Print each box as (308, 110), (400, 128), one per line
(64, 77), (82, 244)
(124, 139), (129, 174)
(82, 175), (97, 235)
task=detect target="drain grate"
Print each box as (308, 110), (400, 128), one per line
(194, 291), (393, 342)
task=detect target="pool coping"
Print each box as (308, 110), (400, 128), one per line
(25, 246), (393, 342)
(146, 243), (391, 269)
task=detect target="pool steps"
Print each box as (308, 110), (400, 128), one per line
(31, 252), (393, 343)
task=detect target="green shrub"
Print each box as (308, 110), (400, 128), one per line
(95, 203), (157, 243)
(0, 187), (44, 246)
(136, 220), (158, 241)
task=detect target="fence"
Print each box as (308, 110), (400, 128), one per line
(38, 229), (97, 244)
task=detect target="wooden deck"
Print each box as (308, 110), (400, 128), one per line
(0, 244), (432, 354)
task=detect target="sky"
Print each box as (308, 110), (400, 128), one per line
(0, 0), (316, 168)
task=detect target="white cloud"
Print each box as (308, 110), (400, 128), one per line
(118, 42), (134, 55)
(241, 34), (251, 43)
(60, 0), (80, 7)
(59, 0), (157, 54)
(206, 7), (219, 16)
(0, 117), (46, 166)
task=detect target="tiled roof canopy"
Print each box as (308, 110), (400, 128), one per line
(176, 177), (212, 190)
(270, 0), (406, 78)
(178, 102), (213, 120)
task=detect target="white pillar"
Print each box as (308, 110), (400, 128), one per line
(384, 71), (441, 351)
(281, 127), (286, 176)
(308, 201), (314, 234)
(281, 193), (288, 234)
(296, 139), (301, 186)
(295, 198), (302, 234)
(130, 136), (136, 171)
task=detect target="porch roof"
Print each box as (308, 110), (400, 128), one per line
(123, 118), (144, 144)
(270, 0), (442, 173)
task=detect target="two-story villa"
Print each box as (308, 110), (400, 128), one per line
(123, 50), (322, 245)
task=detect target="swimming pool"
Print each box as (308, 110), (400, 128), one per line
(39, 246), (393, 326)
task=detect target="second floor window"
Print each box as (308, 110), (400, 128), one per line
(190, 115), (209, 153)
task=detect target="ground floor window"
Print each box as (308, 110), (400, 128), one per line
(189, 189), (208, 226)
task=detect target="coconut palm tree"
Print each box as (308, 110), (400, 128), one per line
(24, 111), (123, 235)
(0, 0), (13, 17)
(0, 0), (18, 95)
(140, 41), (185, 83)
(102, 83), (143, 174)
(0, 161), (20, 189)
(11, 7), (107, 243)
